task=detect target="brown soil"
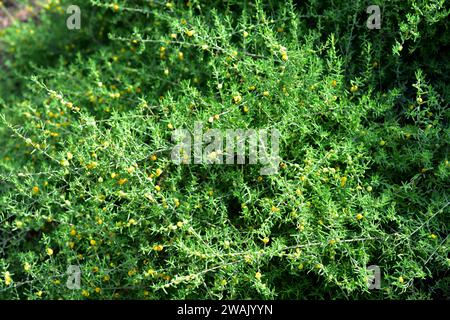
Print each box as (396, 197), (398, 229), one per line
(0, 0), (40, 29)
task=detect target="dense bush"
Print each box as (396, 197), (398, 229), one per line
(0, 0), (448, 299)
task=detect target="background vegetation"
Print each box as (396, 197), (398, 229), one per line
(0, 0), (449, 299)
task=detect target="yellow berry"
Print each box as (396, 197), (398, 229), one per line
(340, 176), (347, 187)
(60, 159), (70, 167)
(233, 95), (242, 104)
(86, 162), (98, 170)
(4, 272), (12, 286)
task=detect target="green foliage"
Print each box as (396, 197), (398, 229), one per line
(0, 0), (448, 299)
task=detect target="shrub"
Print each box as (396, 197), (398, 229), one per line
(0, 0), (448, 299)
